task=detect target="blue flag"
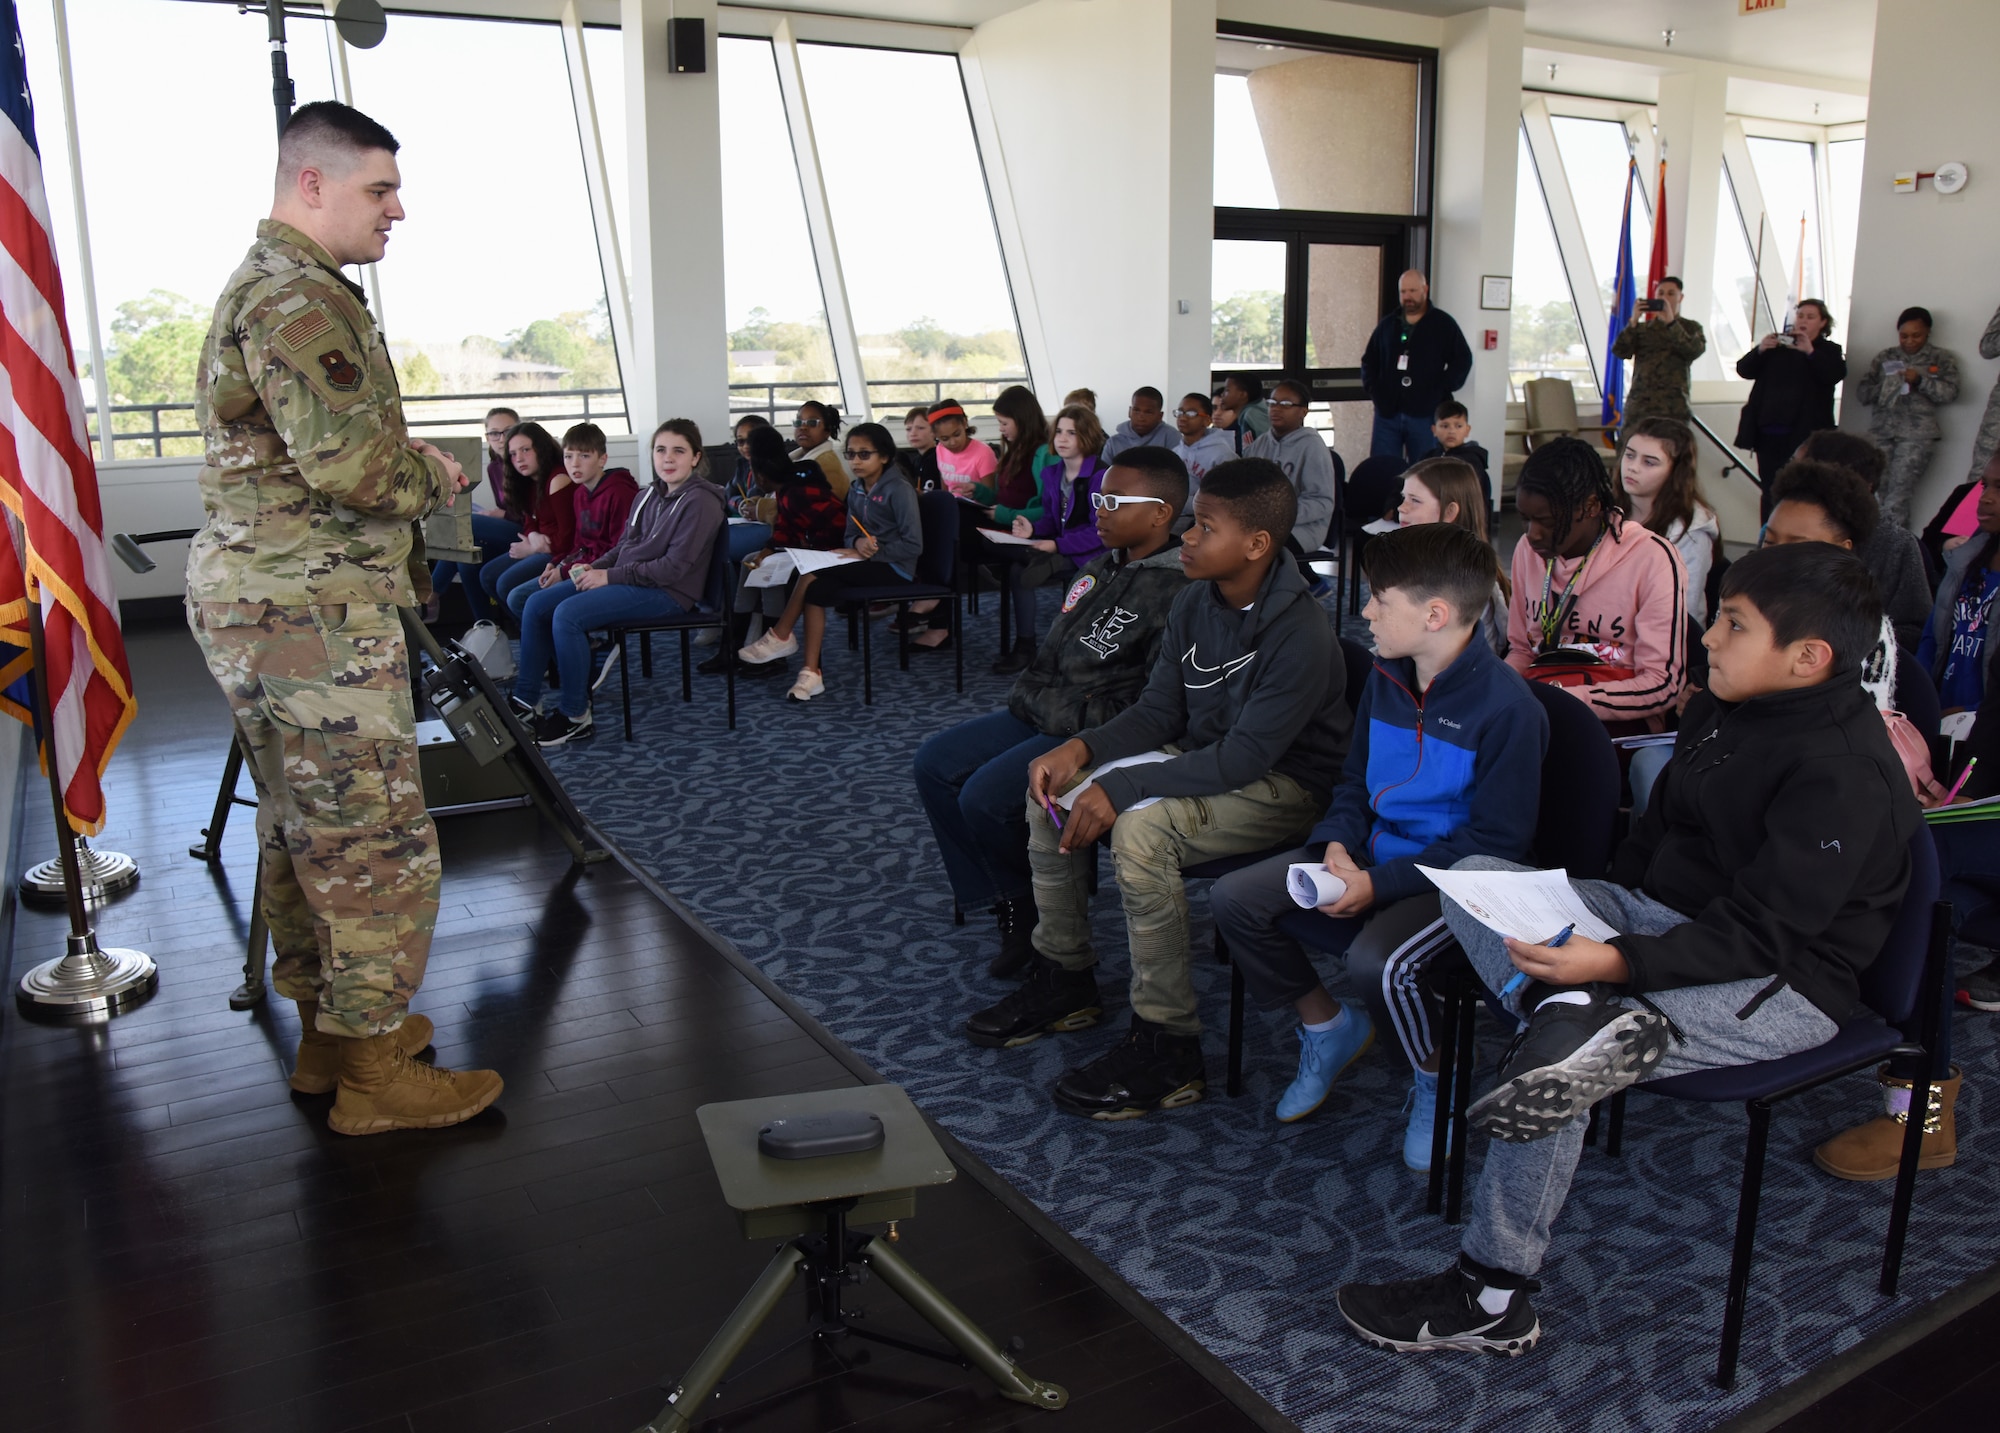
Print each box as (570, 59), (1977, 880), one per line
(1601, 157), (1639, 434)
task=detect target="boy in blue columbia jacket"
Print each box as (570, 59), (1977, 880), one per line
(1211, 524), (1547, 1165)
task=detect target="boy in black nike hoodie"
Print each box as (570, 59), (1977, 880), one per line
(1008, 458), (1353, 1119)
(1338, 542), (1920, 1360)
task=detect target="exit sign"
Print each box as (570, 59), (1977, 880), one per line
(1741, 0), (1786, 13)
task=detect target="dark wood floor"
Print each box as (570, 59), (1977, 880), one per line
(0, 620), (1269, 1433)
(1767, 1276), (2000, 1432)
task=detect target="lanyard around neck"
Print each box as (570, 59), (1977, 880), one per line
(1538, 532), (1604, 652)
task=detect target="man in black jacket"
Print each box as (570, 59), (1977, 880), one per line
(1361, 270), (1473, 463)
(915, 449), (1190, 978)
(982, 459), (1352, 1119)
(1338, 542), (1920, 1357)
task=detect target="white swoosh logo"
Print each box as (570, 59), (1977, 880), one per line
(1416, 1314), (1505, 1342)
(1184, 643), (1256, 689)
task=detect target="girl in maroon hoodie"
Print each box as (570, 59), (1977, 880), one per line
(511, 422), (639, 621)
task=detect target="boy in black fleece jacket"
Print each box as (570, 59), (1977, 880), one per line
(1008, 458), (1352, 1120)
(1339, 542), (1920, 1358)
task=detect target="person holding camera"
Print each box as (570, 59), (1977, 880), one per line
(1858, 306), (1963, 529)
(1733, 299), (1847, 519)
(1612, 277), (1706, 447)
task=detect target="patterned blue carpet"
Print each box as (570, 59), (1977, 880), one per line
(544, 598), (1995, 1432)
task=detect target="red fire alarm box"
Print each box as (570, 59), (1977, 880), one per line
(1483, 329), (1498, 350)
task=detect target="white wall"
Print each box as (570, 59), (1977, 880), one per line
(964, 0), (1216, 408)
(1842, 0), (2000, 523)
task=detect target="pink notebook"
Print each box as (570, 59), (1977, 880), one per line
(1943, 485), (1984, 537)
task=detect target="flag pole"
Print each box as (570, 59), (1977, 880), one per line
(12, 573), (154, 1022)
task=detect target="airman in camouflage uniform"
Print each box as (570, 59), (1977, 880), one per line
(189, 103), (500, 1135)
(1612, 280), (1707, 448)
(1856, 309), (1960, 530)
(1962, 302), (2000, 486)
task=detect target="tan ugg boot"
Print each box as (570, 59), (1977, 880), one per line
(289, 1001), (435, 1094)
(326, 1029), (503, 1136)
(1813, 1066), (1959, 1182)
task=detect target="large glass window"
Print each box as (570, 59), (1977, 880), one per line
(1745, 137), (1825, 309)
(1827, 138), (1865, 327)
(1549, 116), (1650, 316)
(795, 42), (1024, 416)
(1214, 36), (1419, 214)
(1709, 169), (1767, 364)
(1211, 239), (1286, 373)
(1511, 129), (1593, 401)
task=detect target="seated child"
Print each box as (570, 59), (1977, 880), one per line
(511, 419), (724, 746)
(1103, 387), (1176, 460)
(1617, 417), (1719, 623)
(1505, 436), (1688, 732)
(1209, 524), (1545, 1168)
(915, 448), (1190, 976)
(930, 399), (998, 502)
(1917, 452), (2000, 717)
(481, 420), (575, 619)
(1338, 541), (1919, 1355)
(899, 405), (940, 490)
(706, 425), (848, 676)
(976, 459), (1352, 1118)
(1397, 455), (1509, 656)
(993, 404), (1112, 674)
(510, 423), (639, 621)
(1430, 400), (1493, 516)
(735, 423), (921, 704)
(1169, 393), (1238, 510)
(1244, 378), (1337, 555)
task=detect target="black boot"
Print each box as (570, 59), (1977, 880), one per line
(1052, 1015), (1207, 1119)
(697, 614), (747, 675)
(965, 955), (1105, 1048)
(988, 896), (1037, 980)
(990, 636), (1035, 676)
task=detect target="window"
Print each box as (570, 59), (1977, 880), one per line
(1211, 239), (1286, 372)
(795, 42), (1024, 414)
(580, 24), (631, 297)
(1744, 137), (1824, 309)
(1511, 128), (1593, 401)
(1549, 116), (1650, 317)
(18, 0), (98, 435)
(1827, 138), (1865, 326)
(1709, 168), (1766, 364)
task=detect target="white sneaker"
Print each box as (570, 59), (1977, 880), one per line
(690, 628), (720, 649)
(739, 629), (799, 665)
(786, 669), (825, 702)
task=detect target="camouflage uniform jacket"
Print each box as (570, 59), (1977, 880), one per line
(188, 219), (449, 606)
(1856, 341), (1962, 443)
(1610, 315), (1707, 419)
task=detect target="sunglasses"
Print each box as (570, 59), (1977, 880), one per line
(841, 448), (881, 462)
(1091, 493), (1166, 512)
(794, 417), (824, 429)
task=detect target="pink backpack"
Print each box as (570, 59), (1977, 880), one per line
(1862, 620), (1948, 805)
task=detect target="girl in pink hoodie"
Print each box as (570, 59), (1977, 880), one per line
(1504, 436), (1690, 731)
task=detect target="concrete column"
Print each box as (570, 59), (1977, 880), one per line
(1656, 69), (1729, 379)
(1163, 0), (1216, 405)
(620, 0), (729, 440)
(1434, 7), (1524, 454)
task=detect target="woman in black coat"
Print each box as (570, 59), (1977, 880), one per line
(1735, 297), (1847, 518)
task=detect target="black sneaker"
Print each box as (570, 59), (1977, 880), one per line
(1338, 1260), (1541, 1356)
(990, 638), (1035, 677)
(988, 896), (1037, 980)
(1051, 1016), (1206, 1119)
(534, 707), (594, 748)
(966, 956), (1104, 1048)
(1957, 955), (2000, 1012)
(1467, 987), (1669, 1143)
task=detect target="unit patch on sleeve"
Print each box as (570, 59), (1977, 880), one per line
(1061, 573), (1097, 613)
(317, 349), (364, 392)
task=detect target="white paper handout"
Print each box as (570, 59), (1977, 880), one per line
(1361, 517), (1400, 535)
(1416, 865), (1620, 945)
(788, 547), (862, 575)
(742, 552), (797, 589)
(978, 529), (1044, 547)
(1056, 750), (1175, 813)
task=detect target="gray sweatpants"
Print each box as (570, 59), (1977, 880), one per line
(1445, 857), (1839, 1278)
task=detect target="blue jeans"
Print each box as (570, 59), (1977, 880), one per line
(727, 522), (773, 565)
(1370, 410), (1437, 464)
(513, 580), (690, 718)
(431, 514), (520, 624)
(912, 709), (1066, 907)
(483, 552), (553, 612)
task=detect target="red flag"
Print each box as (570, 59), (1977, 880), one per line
(0, 6), (138, 835)
(1646, 157), (1670, 293)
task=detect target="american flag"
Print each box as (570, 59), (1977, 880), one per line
(0, 1), (136, 835)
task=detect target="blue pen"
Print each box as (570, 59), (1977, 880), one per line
(1500, 923), (1576, 1000)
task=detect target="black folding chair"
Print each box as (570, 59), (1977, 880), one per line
(607, 529), (736, 738)
(835, 488), (963, 704)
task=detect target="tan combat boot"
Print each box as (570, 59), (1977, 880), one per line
(289, 1000), (435, 1095)
(1813, 1066), (1959, 1182)
(327, 1029), (503, 1136)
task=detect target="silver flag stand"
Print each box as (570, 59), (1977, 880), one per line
(20, 837), (138, 904)
(13, 591), (155, 1022)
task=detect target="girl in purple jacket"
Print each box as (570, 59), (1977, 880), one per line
(994, 405), (1110, 674)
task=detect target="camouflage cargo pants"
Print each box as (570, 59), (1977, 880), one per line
(189, 600), (438, 1038)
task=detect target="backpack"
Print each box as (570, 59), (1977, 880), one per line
(1861, 617), (1947, 805)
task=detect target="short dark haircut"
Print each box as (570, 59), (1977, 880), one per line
(1516, 435), (1618, 550)
(278, 101), (398, 181)
(1106, 445), (1189, 515)
(1362, 522), (1503, 627)
(745, 424), (800, 487)
(736, 413), (772, 433)
(1796, 429), (1887, 493)
(1181, 391), (1214, 416)
(1434, 399), (1469, 423)
(1226, 373), (1265, 403)
(844, 422), (897, 463)
(1657, 275), (1684, 290)
(561, 422), (607, 455)
(503, 420), (564, 483)
(1198, 457), (1295, 549)
(1770, 460), (1879, 546)
(1897, 306), (1933, 330)
(1720, 542), (1882, 673)
(1132, 386), (1164, 406)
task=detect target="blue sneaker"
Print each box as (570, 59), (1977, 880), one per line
(1276, 1006), (1374, 1122)
(1402, 1068), (1447, 1171)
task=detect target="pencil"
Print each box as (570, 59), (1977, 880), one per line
(850, 514), (873, 541)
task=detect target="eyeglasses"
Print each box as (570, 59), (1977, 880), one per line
(1269, 399), (1306, 409)
(841, 449), (880, 462)
(484, 429), (511, 439)
(1090, 493), (1167, 512)
(1173, 409), (1207, 419)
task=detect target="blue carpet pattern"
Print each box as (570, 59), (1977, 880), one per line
(546, 599), (1995, 1432)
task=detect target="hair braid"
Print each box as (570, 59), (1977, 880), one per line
(1518, 435), (1616, 550)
